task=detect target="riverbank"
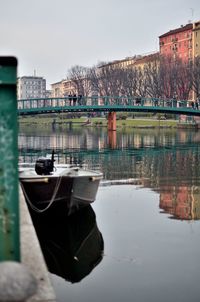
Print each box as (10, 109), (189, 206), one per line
(20, 186), (56, 301)
(18, 115), (199, 130)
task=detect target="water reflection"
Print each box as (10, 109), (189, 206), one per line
(159, 185), (200, 220)
(30, 205), (104, 283)
(19, 127), (200, 301)
(18, 128), (200, 221)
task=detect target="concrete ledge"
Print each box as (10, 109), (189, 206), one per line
(19, 186), (56, 302)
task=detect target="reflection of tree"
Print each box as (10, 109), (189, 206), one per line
(19, 129), (200, 183)
(19, 129), (200, 220)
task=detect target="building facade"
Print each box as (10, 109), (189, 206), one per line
(51, 79), (76, 98)
(99, 56), (137, 70)
(131, 52), (159, 70)
(159, 21), (200, 62)
(193, 20), (200, 58)
(17, 76), (46, 99)
(51, 81), (64, 97)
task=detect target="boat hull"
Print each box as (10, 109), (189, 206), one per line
(19, 165), (102, 215)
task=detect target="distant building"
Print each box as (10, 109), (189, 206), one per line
(131, 52), (159, 70)
(159, 21), (200, 62)
(193, 20), (200, 58)
(51, 79), (76, 97)
(51, 80), (64, 97)
(45, 89), (52, 98)
(98, 52), (159, 71)
(99, 56), (137, 70)
(17, 76), (46, 99)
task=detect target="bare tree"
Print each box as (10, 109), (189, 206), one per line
(66, 54), (198, 104)
(68, 65), (92, 96)
(144, 54), (161, 98)
(192, 56), (200, 99)
(175, 59), (193, 100)
(121, 67), (138, 97)
(159, 55), (193, 100)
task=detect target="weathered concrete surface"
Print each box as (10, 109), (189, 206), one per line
(0, 261), (37, 301)
(20, 186), (56, 302)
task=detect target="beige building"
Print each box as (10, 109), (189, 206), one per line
(51, 79), (76, 97)
(99, 56), (137, 70)
(193, 21), (200, 58)
(131, 52), (159, 70)
(99, 52), (159, 71)
(51, 81), (64, 97)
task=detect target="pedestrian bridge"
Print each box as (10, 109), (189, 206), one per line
(18, 96), (200, 130)
(18, 96), (200, 116)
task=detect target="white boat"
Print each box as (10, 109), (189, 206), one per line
(19, 159), (103, 215)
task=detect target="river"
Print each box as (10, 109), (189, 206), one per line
(19, 126), (200, 302)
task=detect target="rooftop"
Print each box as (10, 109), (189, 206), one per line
(159, 23), (193, 38)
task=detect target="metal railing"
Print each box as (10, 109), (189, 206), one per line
(0, 57), (20, 261)
(17, 96), (200, 116)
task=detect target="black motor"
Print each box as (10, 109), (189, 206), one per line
(35, 150), (55, 175)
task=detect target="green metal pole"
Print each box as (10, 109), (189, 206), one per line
(0, 57), (20, 261)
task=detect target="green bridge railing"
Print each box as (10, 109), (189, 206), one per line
(17, 96), (200, 117)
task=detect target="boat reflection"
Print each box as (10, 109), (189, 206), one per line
(31, 205), (104, 283)
(159, 185), (200, 220)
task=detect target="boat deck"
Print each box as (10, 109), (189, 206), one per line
(19, 164), (103, 179)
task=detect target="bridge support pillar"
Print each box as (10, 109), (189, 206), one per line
(108, 112), (116, 131)
(108, 131), (116, 148)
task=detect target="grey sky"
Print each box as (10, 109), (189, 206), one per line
(0, 0), (200, 88)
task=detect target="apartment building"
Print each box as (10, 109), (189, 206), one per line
(131, 52), (159, 69)
(99, 56), (137, 70)
(51, 79), (76, 97)
(17, 76), (46, 99)
(159, 21), (200, 61)
(193, 20), (200, 58)
(51, 80), (64, 97)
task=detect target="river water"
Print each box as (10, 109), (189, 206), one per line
(19, 126), (200, 302)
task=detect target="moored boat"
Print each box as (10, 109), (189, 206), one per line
(19, 153), (103, 215)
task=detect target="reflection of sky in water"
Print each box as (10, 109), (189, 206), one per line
(51, 186), (200, 302)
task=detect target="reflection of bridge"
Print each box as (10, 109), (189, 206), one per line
(19, 141), (200, 176)
(18, 96), (200, 130)
(18, 138), (200, 220)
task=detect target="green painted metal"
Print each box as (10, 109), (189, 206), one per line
(17, 96), (200, 117)
(0, 57), (20, 261)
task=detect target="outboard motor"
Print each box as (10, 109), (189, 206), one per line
(35, 150), (55, 175)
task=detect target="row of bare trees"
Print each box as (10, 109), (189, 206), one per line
(67, 55), (200, 100)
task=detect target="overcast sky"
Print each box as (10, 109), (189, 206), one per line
(1, 0), (200, 88)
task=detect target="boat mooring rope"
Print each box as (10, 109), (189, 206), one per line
(20, 175), (63, 213)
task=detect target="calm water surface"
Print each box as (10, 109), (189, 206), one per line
(19, 126), (200, 302)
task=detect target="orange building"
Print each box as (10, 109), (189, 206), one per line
(159, 21), (200, 62)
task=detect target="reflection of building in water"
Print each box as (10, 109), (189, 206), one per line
(159, 185), (200, 220)
(19, 129), (200, 186)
